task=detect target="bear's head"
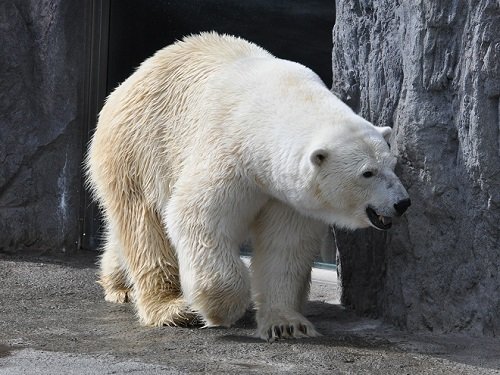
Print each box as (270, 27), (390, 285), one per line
(247, 59), (410, 230)
(304, 117), (410, 231)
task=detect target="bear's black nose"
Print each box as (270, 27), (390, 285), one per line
(394, 198), (411, 216)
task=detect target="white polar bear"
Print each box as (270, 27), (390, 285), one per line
(86, 32), (410, 341)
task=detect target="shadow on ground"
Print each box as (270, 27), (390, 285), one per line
(0, 251), (499, 374)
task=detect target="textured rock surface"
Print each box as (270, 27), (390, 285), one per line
(0, 0), (87, 252)
(332, 0), (500, 336)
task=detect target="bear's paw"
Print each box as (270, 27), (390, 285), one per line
(104, 288), (133, 304)
(256, 308), (321, 342)
(136, 296), (198, 327)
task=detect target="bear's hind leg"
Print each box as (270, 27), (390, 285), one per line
(98, 231), (132, 303)
(251, 199), (328, 342)
(107, 202), (196, 326)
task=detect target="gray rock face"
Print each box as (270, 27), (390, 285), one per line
(2, 0), (499, 339)
(0, 1), (87, 253)
(332, 0), (500, 336)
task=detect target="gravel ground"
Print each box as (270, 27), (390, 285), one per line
(0, 251), (499, 374)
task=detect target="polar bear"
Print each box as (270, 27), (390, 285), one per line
(86, 32), (410, 341)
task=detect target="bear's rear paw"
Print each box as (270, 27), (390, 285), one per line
(98, 275), (133, 304)
(137, 296), (198, 327)
(256, 308), (321, 342)
(104, 288), (133, 304)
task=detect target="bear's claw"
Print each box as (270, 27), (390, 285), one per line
(264, 321), (321, 342)
(257, 309), (321, 342)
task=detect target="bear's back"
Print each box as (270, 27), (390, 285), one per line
(99, 32), (273, 137)
(155, 32), (272, 67)
(88, 33), (273, 208)
(128, 32), (272, 101)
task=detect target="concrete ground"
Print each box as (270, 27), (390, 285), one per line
(0, 251), (499, 375)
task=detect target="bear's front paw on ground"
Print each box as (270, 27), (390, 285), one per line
(256, 308), (321, 342)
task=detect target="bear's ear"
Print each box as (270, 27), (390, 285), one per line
(377, 126), (392, 143)
(310, 149), (328, 166)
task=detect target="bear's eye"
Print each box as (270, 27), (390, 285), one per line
(362, 171), (374, 178)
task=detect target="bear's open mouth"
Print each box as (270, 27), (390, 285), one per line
(366, 207), (392, 230)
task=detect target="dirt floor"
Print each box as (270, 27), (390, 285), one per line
(0, 251), (499, 374)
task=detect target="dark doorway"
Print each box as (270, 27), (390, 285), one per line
(106, 0), (335, 94)
(82, 0), (335, 250)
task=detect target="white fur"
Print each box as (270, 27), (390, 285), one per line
(86, 32), (409, 341)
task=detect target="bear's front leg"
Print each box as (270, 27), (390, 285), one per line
(165, 172), (263, 327)
(251, 199), (328, 342)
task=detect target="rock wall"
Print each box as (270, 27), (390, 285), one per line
(0, 0), (88, 253)
(332, 0), (500, 336)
